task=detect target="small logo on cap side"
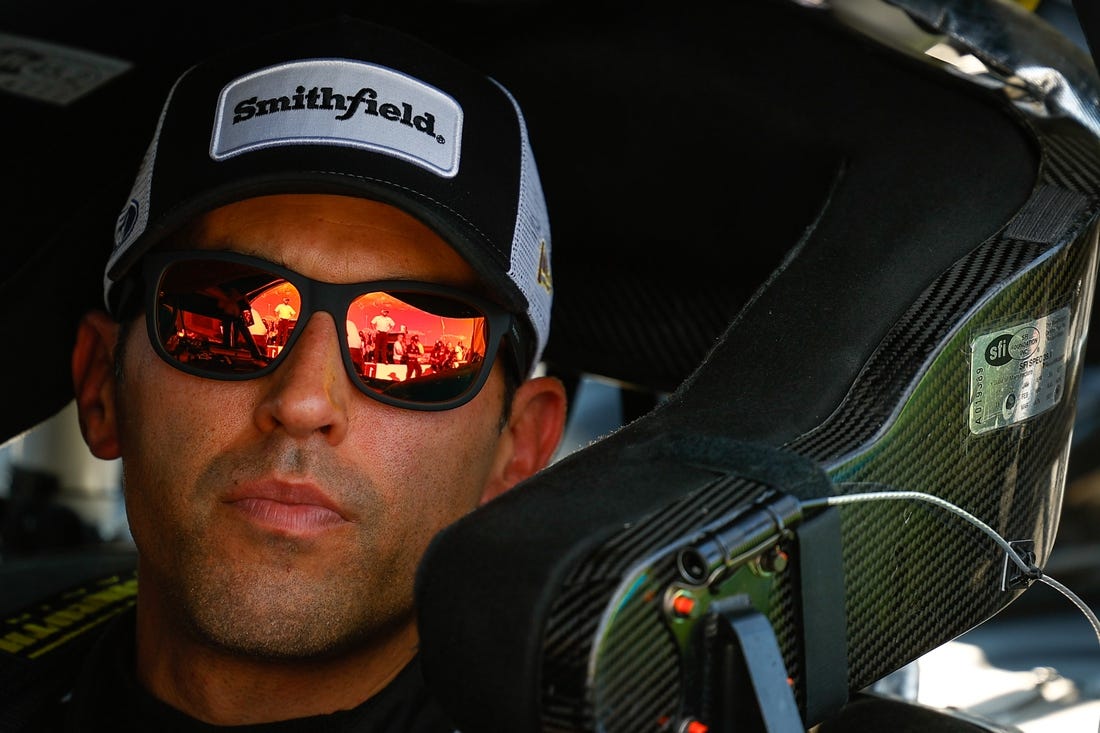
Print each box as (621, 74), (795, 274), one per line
(536, 239), (552, 294)
(115, 199), (140, 249)
(211, 59), (462, 177)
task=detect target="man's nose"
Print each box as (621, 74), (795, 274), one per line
(253, 312), (352, 442)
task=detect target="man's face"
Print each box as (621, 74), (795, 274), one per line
(115, 193), (509, 660)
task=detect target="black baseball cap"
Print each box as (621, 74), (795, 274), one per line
(105, 15), (553, 374)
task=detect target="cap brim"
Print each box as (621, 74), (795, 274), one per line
(106, 168), (527, 316)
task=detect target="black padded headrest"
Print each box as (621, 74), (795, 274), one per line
(523, 0), (1036, 393)
(415, 2), (1100, 731)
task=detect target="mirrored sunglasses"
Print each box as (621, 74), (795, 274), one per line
(141, 250), (513, 410)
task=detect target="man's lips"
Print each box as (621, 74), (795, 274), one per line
(223, 482), (350, 534)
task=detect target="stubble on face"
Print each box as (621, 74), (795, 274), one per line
(118, 364), (502, 665)
(117, 194), (507, 663)
(130, 440), (392, 659)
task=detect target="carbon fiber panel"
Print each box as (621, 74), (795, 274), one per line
(535, 117), (1100, 732)
(796, 118), (1100, 692)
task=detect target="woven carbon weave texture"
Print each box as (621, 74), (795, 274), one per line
(529, 118), (1100, 733)
(413, 2), (1100, 731)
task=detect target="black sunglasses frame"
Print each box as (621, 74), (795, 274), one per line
(141, 250), (515, 411)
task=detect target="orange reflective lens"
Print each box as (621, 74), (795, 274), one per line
(143, 251), (512, 410)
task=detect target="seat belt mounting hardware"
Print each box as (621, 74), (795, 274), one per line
(677, 595), (805, 733)
(662, 492), (801, 652)
(673, 491), (801, 589)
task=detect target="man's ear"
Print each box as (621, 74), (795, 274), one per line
(72, 310), (122, 460)
(480, 375), (568, 505)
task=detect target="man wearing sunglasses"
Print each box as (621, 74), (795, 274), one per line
(59, 15), (567, 732)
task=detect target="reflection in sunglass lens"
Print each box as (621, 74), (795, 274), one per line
(349, 291), (490, 404)
(155, 259), (289, 375)
(152, 258), (495, 406)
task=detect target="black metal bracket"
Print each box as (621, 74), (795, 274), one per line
(682, 594), (804, 733)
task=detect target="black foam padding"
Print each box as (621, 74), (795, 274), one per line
(413, 2), (1100, 732)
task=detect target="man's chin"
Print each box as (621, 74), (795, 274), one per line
(174, 563), (391, 659)
(185, 596), (381, 661)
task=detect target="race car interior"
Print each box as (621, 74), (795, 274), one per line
(3, 1), (1100, 732)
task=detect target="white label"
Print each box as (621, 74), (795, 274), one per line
(210, 59), (462, 177)
(0, 33), (130, 105)
(969, 308), (1070, 435)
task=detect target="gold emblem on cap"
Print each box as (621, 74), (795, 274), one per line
(537, 239), (553, 294)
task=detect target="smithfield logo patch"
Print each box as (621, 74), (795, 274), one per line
(210, 59), (462, 177)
